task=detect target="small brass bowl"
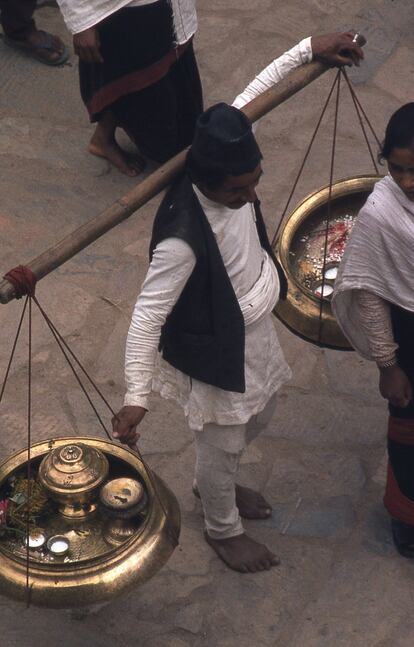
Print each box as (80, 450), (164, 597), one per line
(25, 530), (46, 550)
(100, 478), (148, 547)
(47, 535), (69, 557)
(100, 478), (147, 516)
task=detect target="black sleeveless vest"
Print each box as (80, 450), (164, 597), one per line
(149, 174), (287, 393)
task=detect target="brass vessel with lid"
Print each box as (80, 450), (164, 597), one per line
(0, 437), (180, 608)
(38, 442), (109, 518)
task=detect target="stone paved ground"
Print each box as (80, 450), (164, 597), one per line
(1, 1), (414, 645)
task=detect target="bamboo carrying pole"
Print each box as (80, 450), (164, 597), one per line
(0, 60), (329, 305)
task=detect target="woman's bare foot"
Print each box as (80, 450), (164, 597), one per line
(193, 483), (272, 520)
(89, 113), (146, 177)
(205, 532), (280, 573)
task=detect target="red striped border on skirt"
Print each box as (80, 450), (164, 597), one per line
(87, 40), (190, 118)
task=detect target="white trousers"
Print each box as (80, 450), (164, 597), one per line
(192, 394), (277, 539)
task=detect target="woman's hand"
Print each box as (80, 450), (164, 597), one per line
(112, 406), (147, 447)
(73, 26), (103, 63)
(379, 365), (413, 408)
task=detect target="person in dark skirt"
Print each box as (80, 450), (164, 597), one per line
(333, 103), (414, 557)
(57, 0), (201, 176)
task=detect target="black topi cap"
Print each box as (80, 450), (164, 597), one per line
(191, 102), (262, 175)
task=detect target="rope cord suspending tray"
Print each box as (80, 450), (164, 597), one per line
(272, 67), (382, 349)
(0, 277), (180, 609)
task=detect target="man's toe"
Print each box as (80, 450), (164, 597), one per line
(246, 562), (258, 573)
(238, 563), (249, 574)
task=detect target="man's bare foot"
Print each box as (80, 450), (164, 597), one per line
(205, 531), (280, 573)
(235, 484), (272, 519)
(193, 483), (272, 520)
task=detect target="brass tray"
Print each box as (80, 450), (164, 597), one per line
(274, 175), (383, 349)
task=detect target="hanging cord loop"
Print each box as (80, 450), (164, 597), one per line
(317, 70), (341, 345)
(25, 298), (33, 607)
(0, 294), (179, 608)
(271, 67), (382, 249)
(3, 266), (36, 299)
(270, 70), (341, 248)
(0, 295), (35, 606)
(340, 68), (381, 173)
(0, 293), (179, 549)
(269, 66), (382, 348)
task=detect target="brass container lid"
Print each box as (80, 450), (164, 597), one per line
(38, 443), (109, 496)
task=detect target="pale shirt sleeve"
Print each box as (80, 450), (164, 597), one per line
(354, 290), (398, 367)
(232, 37), (313, 111)
(124, 237), (196, 409)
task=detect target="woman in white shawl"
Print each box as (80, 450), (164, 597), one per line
(332, 103), (414, 558)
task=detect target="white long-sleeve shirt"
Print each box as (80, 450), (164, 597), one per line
(57, 0), (197, 40)
(124, 38), (312, 430)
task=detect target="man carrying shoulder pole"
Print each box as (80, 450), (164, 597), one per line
(112, 33), (363, 573)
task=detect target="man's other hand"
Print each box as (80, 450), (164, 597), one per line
(73, 26), (103, 63)
(112, 405), (147, 447)
(311, 32), (365, 67)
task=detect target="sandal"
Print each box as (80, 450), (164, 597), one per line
(391, 518), (414, 558)
(3, 30), (69, 66)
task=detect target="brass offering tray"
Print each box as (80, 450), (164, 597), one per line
(1, 446), (146, 565)
(274, 175), (382, 348)
(0, 437), (180, 608)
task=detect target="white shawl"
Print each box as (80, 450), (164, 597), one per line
(332, 174), (414, 358)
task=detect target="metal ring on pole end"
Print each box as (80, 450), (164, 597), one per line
(352, 33), (367, 47)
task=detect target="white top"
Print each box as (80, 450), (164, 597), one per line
(124, 193), (291, 430)
(57, 0), (197, 40)
(123, 38), (313, 429)
(332, 174), (414, 359)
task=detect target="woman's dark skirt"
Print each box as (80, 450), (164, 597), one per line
(384, 304), (414, 524)
(79, 1), (203, 162)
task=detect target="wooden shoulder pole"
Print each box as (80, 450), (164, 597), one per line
(0, 61), (328, 305)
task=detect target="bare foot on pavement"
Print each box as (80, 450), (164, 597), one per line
(205, 532), (280, 573)
(89, 135), (146, 177)
(235, 484), (272, 519)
